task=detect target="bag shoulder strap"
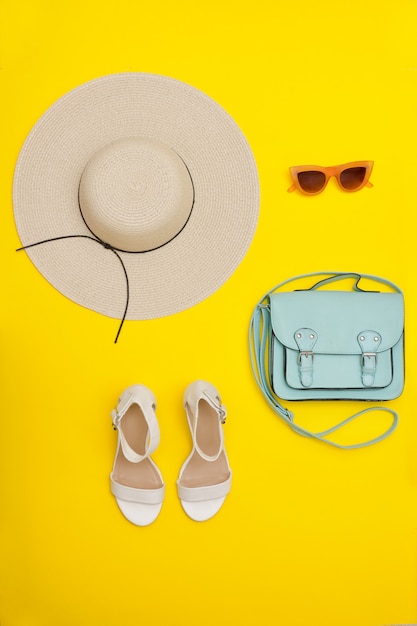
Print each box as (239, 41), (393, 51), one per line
(249, 272), (401, 449)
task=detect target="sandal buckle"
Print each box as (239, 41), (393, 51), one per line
(202, 391), (227, 424)
(111, 409), (121, 430)
(219, 406), (227, 424)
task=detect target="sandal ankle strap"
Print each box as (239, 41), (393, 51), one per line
(190, 389), (227, 463)
(111, 388), (160, 463)
(202, 390), (227, 424)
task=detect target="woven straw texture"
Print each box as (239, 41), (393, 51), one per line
(13, 73), (259, 320)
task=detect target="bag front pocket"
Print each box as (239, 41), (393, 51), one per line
(270, 290), (404, 401)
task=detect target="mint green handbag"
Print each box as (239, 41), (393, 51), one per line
(249, 272), (405, 448)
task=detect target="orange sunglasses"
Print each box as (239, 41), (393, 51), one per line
(287, 161), (374, 195)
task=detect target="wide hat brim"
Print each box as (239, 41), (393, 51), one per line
(13, 73), (259, 322)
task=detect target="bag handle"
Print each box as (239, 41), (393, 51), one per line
(248, 272), (401, 449)
(257, 271), (402, 301)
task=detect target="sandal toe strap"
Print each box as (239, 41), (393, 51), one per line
(177, 475), (231, 503)
(111, 477), (165, 505)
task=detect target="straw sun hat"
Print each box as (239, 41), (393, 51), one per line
(13, 73), (259, 340)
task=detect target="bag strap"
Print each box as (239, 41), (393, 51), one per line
(248, 272), (401, 449)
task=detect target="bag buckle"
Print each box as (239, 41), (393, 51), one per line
(298, 351), (314, 365)
(361, 352), (377, 366)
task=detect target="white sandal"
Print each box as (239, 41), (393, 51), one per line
(177, 380), (232, 521)
(110, 384), (165, 526)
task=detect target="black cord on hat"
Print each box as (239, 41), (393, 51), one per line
(16, 169), (195, 344)
(16, 234), (129, 344)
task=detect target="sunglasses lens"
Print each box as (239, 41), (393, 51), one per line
(339, 166), (367, 190)
(297, 171), (326, 193)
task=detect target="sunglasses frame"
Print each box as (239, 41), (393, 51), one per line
(287, 161), (374, 195)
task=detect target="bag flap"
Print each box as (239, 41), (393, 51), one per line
(270, 291), (404, 354)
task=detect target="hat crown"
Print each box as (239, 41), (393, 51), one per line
(78, 137), (194, 252)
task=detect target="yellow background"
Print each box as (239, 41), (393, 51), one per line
(1, 1), (417, 625)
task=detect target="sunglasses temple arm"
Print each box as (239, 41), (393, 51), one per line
(287, 184), (296, 193)
(366, 181), (373, 188)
